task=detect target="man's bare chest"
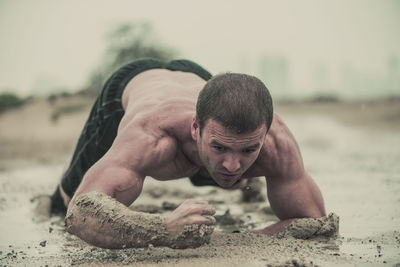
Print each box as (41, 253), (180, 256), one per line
(145, 149), (200, 181)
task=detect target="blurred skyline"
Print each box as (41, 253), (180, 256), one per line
(0, 0), (399, 99)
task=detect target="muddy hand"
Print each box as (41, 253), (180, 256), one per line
(164, 199), (216, 236)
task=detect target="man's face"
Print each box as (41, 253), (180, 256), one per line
(192, 118), (267, 188)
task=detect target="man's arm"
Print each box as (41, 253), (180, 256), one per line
(65, 156), (156, 248)
(251, 115), (326, 235)
(252, 171), (325, 235)
(65, 126), (215, 249)
(66, 190), (215, 249)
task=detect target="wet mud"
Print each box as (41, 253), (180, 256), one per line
(1, 99), (400, 266)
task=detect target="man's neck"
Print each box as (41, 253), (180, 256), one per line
(190, 149), (204, 168)
(181, 139), (203, 168)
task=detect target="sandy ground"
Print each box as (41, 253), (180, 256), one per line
(0, 96), (399, 266)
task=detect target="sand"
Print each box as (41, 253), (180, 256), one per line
(0, 97), (400, 266)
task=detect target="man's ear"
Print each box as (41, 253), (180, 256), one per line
(191, 116), (199, 141)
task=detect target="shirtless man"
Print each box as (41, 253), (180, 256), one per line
(50, 58), (325, 249)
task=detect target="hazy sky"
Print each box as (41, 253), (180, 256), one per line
(0, 0), (399, 97)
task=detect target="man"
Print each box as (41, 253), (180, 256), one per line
(51, 58), (325, 249)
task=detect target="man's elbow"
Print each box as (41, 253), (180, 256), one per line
(318, 205), (327, 217)
(64, 195), (88, 236)
(64, 202), (79, 235)
(309, 207), (326, 218)
(309, 196), (326, 218)
(305, 173), (326, 218)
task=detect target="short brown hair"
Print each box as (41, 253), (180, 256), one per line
(196, 73), (273, 135)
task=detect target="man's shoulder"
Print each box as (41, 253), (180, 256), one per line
(250, 113), (303, 179)
(110, 117), (180, 170)
(264, 113), (299, 153)
(111, 112), (199, 179)
(118, 108), (192, 145)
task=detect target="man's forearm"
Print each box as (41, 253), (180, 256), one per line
(65, 191), (212, 249)
(250, 213), (339, 238)
(65, 191), (169, 248)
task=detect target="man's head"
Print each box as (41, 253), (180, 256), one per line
(191, 73), (273, 188)
(196, 73), (273, 136)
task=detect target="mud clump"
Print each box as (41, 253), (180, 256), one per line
(169, 224), (214, 249)
(130, 204), (164, 214)
(276, 213), (339, 239)
(130, 202), (178, 213)
(267, 259), (318, 267)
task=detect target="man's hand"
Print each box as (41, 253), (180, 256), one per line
(164, 199), (216, 236)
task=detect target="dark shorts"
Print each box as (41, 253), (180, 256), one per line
(50, 58), (213, 214)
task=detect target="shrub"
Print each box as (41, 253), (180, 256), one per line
(0, 93), (26, 114)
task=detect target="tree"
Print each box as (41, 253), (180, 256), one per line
(0, 92), (26, 114)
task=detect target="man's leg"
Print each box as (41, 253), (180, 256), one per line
(50, 186), (67, 214)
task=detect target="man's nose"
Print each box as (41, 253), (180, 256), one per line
(222, 154), (241, 173)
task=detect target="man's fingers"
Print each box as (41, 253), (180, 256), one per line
(201, 206), (216, 216)
(185, 204), (215, 216)
(183, 199), (209, 205)
(202, 215), (216, 225)
(188, 214), (216, 225)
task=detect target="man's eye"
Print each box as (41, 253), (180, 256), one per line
(243, 148), (256, 154)
(213, 146), (225, 152)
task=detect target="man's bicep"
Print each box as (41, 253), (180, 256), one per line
(73, 124), (164, 206)
(266, 172), (326, 220)
(262, 114), (325, 220)
(74, 154), (145, 207)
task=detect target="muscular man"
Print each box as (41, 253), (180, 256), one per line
(50, 58), (325, 249)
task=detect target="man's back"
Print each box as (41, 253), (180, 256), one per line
(119, 69), (205, 132)
(113, 69), (208, 181)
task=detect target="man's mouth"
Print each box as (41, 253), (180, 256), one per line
(219, 172), (238, 181)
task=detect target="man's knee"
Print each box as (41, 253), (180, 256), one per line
(50, 186), (67, 215)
